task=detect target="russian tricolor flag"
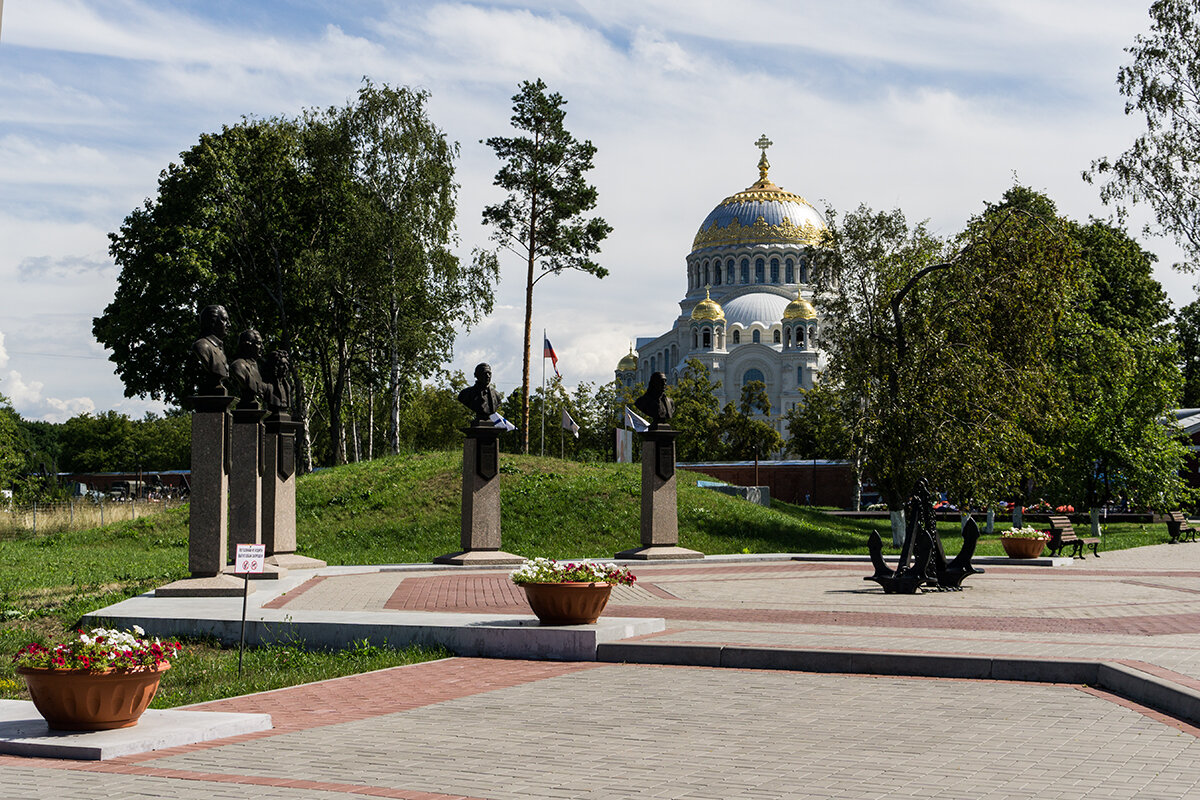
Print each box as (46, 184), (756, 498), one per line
(543, 336), (560, 377)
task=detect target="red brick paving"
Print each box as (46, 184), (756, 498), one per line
(378, 571), (1200, 636)
(0, 657), (601, 797)
(262, 574), (328, 609)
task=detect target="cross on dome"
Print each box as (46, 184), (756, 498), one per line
(755, 133), (773, 181)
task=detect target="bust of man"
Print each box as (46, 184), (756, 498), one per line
(190, 304), (230, 395)
(457, 363), (502, 423)
(263, 350), (293, 414)
(229, 329), (267, 409)
(635, 371), (674, 429)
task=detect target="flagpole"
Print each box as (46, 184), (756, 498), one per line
(560, 405), (565, 460)
(540, 328), (546, 457)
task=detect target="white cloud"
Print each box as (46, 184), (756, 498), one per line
(0, 370), (95, 422)
(0, 0), (1195, 418)
(0, 331), (8, 370)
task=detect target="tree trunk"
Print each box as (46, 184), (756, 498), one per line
(389, 297), (401, 455)
(348, 379), (360, 463)
(889, 509), (906, 548)
(294, 369), (314, 474)
(520, 193), (538, 454)
(367, 383), (374, 460)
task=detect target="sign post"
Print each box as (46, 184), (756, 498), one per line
(234, 543), (265, 677)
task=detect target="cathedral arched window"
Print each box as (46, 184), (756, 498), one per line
(727, 259), (735, 285)
(703, 262), (710, 287)
(713, 264), (721, 285)
(692, 330), (698, 349)
(796, 327), (805, 349)
(702, 328), (711, 349)
(732, 330), (740, 345)
(797, 366), (804, 386)
(752, 330), (761, 344)
(773, 329), (781, 344)
(785, 328), (792, 347)
(755, 258), (765, 283)
(785, 258), (794, 283)
(800, 256), (809, 284)
(770, 258), (780, 283)
(650, 356), (657, 373)
(740, 258), (749, 284)
(809, 325), (817, 346)
(743, 368), (765, 387)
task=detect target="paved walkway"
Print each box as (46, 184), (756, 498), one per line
(9, 544), (1200, 798)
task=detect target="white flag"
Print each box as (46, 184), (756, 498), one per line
(489, 412), (516, 431)
(562, 408), (580, 438)
(624, 406), (649, 433)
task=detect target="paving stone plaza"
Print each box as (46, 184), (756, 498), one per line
(8, 544), (1200, 798)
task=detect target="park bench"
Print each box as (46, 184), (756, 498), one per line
(1165, 510), (1197, 544)
(1046, 514), (1100, 559)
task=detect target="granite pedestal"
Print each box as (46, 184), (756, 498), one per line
(435, 424), (522, 566)
(617, 427), (703, 560)
(157, 395), (249, 597)
(263, 413), (324, 570)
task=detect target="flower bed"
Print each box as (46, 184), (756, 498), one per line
(13, 625), (181, 672)
(1001, 526), (1050, 541)
(510, 557), (636, 586)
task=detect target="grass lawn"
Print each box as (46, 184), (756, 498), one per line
(0, 449), (1179, 705)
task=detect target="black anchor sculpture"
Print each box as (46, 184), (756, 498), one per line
(866, 478), (984, 594)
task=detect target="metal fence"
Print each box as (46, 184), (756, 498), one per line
(0, 497), (187, 537)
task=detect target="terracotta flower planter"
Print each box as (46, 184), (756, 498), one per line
(522, 582), (613, 625)
(17, 663), (169, 731)
(1001, 537), (1046, 559)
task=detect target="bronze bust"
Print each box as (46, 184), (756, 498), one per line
(190, 304), (230, 395)
(457, 363), (502, 423)
(264, 349), (293, 414)
(229, 329), (267, 408)
(634, 371), (674, 429)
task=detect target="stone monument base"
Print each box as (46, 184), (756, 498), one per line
(221, 563), (289, 580)
(615, 544), (704, 561)
(267, 553), (327, 570)
(155, 574), (252, 597)
(433, 549), (524, 566)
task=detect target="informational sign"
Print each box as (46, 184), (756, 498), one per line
(235, 543), (266, 574)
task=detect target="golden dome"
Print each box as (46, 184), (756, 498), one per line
(782, 289), (817, 320)
(617, 346), (638, 372)
(691, 286), (725, 322)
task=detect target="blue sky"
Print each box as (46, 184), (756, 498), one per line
(0, 0), (1192, 421)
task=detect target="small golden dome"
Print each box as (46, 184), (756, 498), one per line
(617, 346), (638, 372)
(783, 289), (817, 320)
(691, 286), (725, 322)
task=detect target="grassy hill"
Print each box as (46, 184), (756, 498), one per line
(295, 450), (873, 564)
(0, 450), (1169, 626)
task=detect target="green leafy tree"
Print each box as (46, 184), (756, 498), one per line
(666, 359), (722, 462)
(393, 372), (472, 452)
(995, 187), (1189, 512)
(716, 381), (784, 460)
(482, 79), (612, 453)
(0, 394), (24, 495)
(784, 384), (852, 459)
(1087, 0), (1200, 270)
(1178, 299), (1200, 407)
(96, 82), (493, 468)
(814, 201), (1078, 515)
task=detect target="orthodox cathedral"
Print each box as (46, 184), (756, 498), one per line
(616, 136), (827, 437)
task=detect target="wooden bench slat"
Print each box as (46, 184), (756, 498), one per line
(1046, 515), (1100, 559)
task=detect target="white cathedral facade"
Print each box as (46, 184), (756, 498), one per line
(616, 137), (827, 437)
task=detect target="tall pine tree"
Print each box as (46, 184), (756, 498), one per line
(482, 79), (611, 453)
